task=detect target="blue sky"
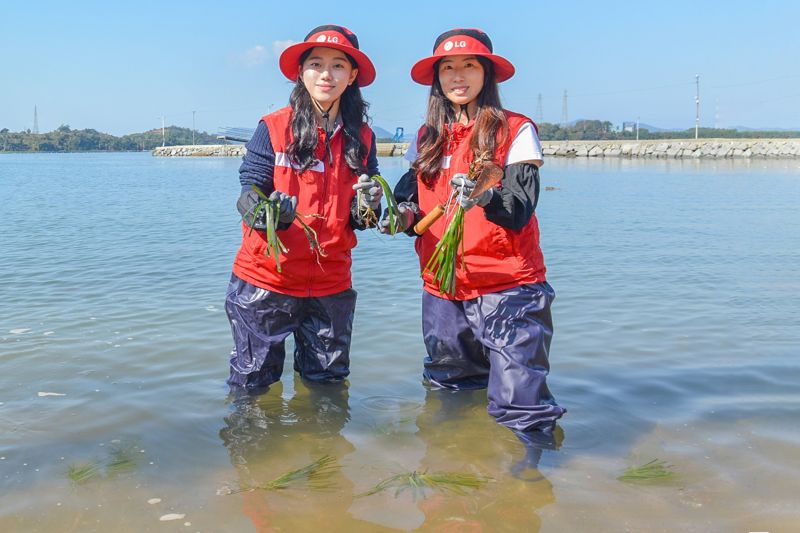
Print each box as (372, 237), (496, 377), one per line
(2, 0), (799, 135)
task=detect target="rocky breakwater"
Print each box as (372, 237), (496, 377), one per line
(153, 142), (410, 158)
(541, 139), (800, 159)
(152, 145), (246, 157)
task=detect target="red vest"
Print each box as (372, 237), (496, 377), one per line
(232, 106), (373, 297)
(415, 110), (547, 300)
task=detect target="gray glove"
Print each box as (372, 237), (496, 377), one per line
(352, 174), (383, 210)
(451, 173), (494, 211)
(378, 202), (416, 234)
(268, 190), (297, 225)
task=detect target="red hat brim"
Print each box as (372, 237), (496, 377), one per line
(410, 51), (515, 85)
(279, 41), (376, 87)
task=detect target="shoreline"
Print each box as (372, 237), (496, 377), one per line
(152, 138), (800, 159)
(151, 142), (409, 158)
(542, 138), (800, 159)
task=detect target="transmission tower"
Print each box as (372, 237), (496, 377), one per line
(561, 90), (568, 126)
(33, 105), (39, 134)
(535, 93), (543, 124)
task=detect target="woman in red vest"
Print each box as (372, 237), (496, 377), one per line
(383, 28), (566, 438)
(226, 25), (383, 392)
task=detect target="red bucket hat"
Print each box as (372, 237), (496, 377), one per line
(411, 28), (515, 86)
(279, 24), (376, 87)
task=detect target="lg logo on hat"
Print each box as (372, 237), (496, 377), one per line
(443, 40), (466, 51)
(316, 34), (339, 43)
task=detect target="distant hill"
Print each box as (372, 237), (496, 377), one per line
(733, 125), (800, 132)
(637, 123), (683, 133)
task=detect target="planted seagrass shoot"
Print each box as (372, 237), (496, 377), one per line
(617, 459), (675, 483)
(358, 469), (493, 500)
(223, 455), (340, 494)
(66, 441), (141, 485)
(67, 461), (103, 484)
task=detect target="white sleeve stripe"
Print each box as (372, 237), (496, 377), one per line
(275, 152), (325, 173)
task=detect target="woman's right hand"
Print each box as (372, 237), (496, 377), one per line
(268, 190), (298, 224)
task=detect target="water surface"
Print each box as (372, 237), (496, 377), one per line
(1, 153), (798, 531)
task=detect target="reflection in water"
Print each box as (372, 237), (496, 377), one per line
(511, 426), (565, 481)
(219, 378), (389, 532)
(411, 389), (559, 531)
(219, 381), (563, 531)
(3, 156), (798, 529)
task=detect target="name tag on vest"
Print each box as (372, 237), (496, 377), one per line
(275, 152), (325, 173)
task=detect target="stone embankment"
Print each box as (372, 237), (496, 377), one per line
(154, 139), (799, 158)
(541, 139), (800, 158)
(152, 143), (408, 157)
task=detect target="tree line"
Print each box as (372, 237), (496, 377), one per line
(5, 121), (799, 152)
(0, 125), (219, 152)
(537, 120), (800, 141)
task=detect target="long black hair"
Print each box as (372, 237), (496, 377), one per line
(286, 49), (370, 174)
(413, 56), (508, 188)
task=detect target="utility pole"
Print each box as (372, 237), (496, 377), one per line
(695, 74), (700, 140)
(636, 116), (640, 141)
(161, 116), (166, 147)
(535, 93), (543, 124)
(561, 90), (568, 127)
(192, 110), (196, 145)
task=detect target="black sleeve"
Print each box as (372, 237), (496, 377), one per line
(394, 168), (419, 204)
(483, 163), (540, 231)
(366, 131), (379, 176)
(237, 122), (294, 230)
(238, 120), (276, 191)
(394, 168), (422, 236)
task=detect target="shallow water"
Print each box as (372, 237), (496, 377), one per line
(1, 153), (798, 532)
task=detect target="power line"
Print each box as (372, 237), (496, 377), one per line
(571, 81), (695, 98)
(708, 73), (800, 90)
(518, 72), (800, 103)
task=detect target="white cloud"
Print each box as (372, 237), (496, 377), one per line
(272, 40), (295, 56)
(241, 45), (268, 67)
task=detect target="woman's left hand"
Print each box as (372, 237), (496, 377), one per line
(353, 174), (383, 210)
(451, 174), (493, 210)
